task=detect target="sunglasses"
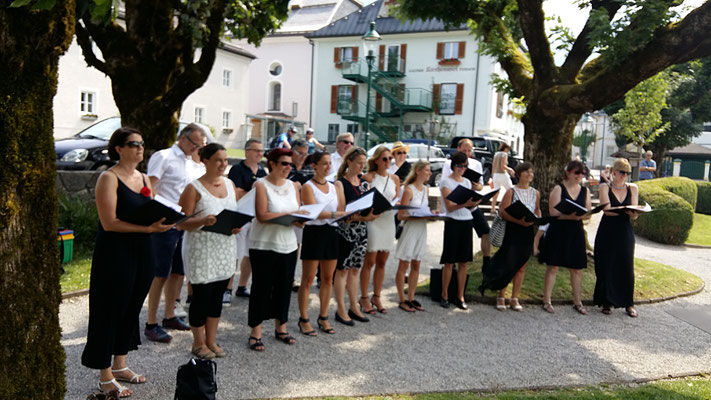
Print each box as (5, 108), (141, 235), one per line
(279, 161), (295, 168)
(617, 170), (630, 175)
(573, 170), (585, 175)
(454, 163), (467, 169)
(394, 151), (407, 156)
(340, 140), (354, 145)
(382, 156), (394, 162)
(124, 141), (144, 148)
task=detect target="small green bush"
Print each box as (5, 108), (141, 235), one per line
(633, 185), (694, 245)
(57, 192), (98, 256)
(696, 181), (711, 215)
(639, 177), (698, 210)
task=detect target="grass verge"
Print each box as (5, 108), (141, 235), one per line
(687, 213), (711, 246)
(302, 375), (711, 399)
(60, 255), (92, 294)
(417, 251), (702, 302)
(226, 148), (245, 159)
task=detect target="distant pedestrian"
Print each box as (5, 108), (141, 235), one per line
(305, 128), (325, 154)
(490, 143), (515, 215)
(639, 150), (656, 180)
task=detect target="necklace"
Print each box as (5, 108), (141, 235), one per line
(312, 179), (327, 185)
(610, 182), (626, 190)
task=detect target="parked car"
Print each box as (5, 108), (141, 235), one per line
(366, 142), (447, 186)
(439, 135), (522, 183)
(55, 117), (214, 170)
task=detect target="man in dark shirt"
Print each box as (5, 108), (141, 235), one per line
(224, 138), (266, 302)
(288, 139), (314, 184)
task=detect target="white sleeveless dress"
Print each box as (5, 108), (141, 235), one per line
(249, 178), (299, 254)
(182, 177), (238, 284)
(366, 173), (397, 252)
(395, 184), (429, 261)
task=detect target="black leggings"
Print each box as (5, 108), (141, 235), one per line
(248, 249), (297, 328)
(189, 279), (230, 327)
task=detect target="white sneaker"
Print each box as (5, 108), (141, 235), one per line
(174, 301), (188, 318)
(222, 290), (232, 307)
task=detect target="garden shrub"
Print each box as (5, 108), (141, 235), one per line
(57, 192), (98, 256)
(642, 177), (698, 210)
(695, 181), (711, 215)
(633, 183), (694, 245)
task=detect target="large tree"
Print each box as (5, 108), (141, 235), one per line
(75, 0), (289, 154)
(398, 0), (711, 201)
(0, 0), (74, 398)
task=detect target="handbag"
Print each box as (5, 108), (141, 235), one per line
(175, 358), (218, 400)
(490, 212), (505, 247)
(429, 267), (470, 303)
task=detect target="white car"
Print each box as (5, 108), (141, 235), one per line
(366, 142), (447, 186)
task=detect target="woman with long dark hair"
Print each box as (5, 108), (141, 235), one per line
(81, 128), (173, 397)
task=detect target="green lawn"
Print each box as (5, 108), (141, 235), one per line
(226, 148), (245, 159)
(305, 376), (711, 399)
(60, 255), (92, 294)
(687, 213), (711, 246)
(417, 251), (702, 302)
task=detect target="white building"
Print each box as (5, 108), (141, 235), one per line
(53, 36), (255, 148)
(572, 111), (619, 169)
(306, 0), (524, 150)
(235, 0), (362, 143)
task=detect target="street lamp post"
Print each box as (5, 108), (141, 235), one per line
(424, 119), (440, 161)
(362, 21), (381, 149)
(580, 112), (594, 164)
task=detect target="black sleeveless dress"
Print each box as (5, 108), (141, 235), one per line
(335, 176), (369, 270)
(594, 186), (635, 308)
(82, 175), (154, 369)
(539, 184), (587, 270)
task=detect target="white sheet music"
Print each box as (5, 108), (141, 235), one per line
(235, 189), (256, 216)
(345, 191), (374, 212)
(154, 194), (182, 212)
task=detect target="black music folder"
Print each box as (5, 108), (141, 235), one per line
(200, 210), (253, 235)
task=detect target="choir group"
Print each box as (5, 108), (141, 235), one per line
(81, 128), (640, 398)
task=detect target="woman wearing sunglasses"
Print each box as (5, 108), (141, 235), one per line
(439, 151), (480, 309)
(594, 158), (639, 317)
(82, 128), (173, 398)
(539, 160), (592, 314)
(360, 146), (400, 314)
(388, 141), (412, 182)
(247, 148), (304, 351)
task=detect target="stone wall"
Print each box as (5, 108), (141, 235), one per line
(56, 170), (101, 200)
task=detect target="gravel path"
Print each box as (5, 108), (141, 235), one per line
(61, 216), (711, 399)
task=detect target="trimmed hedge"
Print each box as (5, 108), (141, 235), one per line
(634, 180), (694, 245)
(646, 177), (698, 210)
(696, 181), (711, 215)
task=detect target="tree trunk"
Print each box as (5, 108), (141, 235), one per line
(0, 1), (74, 398)
(523, 106), (580, 213)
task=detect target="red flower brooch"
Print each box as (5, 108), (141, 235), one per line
(140, 186), (151, 197)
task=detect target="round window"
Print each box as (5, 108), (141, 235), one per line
(269, 63), (282, 76)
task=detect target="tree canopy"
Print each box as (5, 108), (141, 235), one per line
(75, 0), (289, 153)
(397, 0), (711, 197)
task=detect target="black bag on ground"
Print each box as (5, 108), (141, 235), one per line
(429, 268), (470, 303)
(175, 358), (217, 400)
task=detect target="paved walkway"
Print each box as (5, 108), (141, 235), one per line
(61, 216), (711, 399)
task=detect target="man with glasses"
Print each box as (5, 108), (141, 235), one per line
(440, 138), (493, 272)
(225, 138), (267, 303)
(328, 132), (354, 180)
(639, 150), (656, 180)
(144, 123), (207, 343)
(288, 139), (314, 184)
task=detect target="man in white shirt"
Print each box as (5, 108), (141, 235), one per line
(328, 132), (354, 180)
(144, 124), (206, 343)
(440, 138), (493, 271)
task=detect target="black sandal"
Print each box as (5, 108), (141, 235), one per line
(371, 294), (387, 314)
(248, 336), (264, 351)
(297, 317), (317, 336)
(360, 296), (376, 315)
(398, 301), (415, 312)
(317, 315), (335, 334)
(410, 299), (425, 311)
(274, 330), (296, 345)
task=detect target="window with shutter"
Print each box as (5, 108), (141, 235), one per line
(334, 47), (341, 68)
(432, 84), (441, 114)
(438, 83), (457, 115)
(458, 42), (466, 59)
(436, 43), (444, 59)
(378, 45), (385, 70)
(330, 85), (338, 113)
(454, 84), (464, 115)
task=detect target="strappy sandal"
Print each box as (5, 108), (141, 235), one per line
(542, 302), (555, 313)
(602, 306), (612, 315)
(275, 330), (296, 345)
(207, 343), (226, 358)
(248, 336), (264, 351)
(510, 298), (523, 312)
(111, 367), (146, 384)
(496, 297), (507, 311)
(409, 299), (425, 311)
(360, 296), (376, 315)
(317, 315), (335, 334)
(371, 294), (387, 314)
(626, 307), (638, 318)
(191, 345), (216, 360)
(98, 378), (131, 398)
(297, 317), (317, 336)
(398, 301), (415, 312)
(573, 304), (589, 315)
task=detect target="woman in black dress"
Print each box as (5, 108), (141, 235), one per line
(594, 158), (639, 317)
(479, 162), (539, 311)
(540, 160), (592, 314)
(81, 128), (174, 397)
(333, 147), (378, 325)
